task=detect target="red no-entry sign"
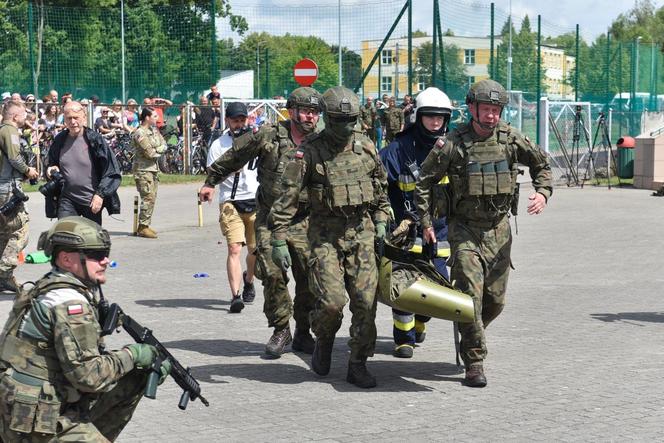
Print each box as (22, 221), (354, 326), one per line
(293, 58), (318, 87)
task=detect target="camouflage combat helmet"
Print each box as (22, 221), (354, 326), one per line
(286, 87), (321, 110)
(466, 79), (509, 106)
(321, 86), (360, 118)
(38, 216), (111, 256)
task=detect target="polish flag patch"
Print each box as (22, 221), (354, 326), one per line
(67, 304), (84, 315)
(294, 150), (304, 159)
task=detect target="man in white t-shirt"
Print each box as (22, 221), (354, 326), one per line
(206, 102), (259, 313)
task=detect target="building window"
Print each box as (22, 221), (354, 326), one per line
(381, 76), (393, 93)
(464, 49), (475, 65)
(467, 76), (475, 88)
(418, 76), (426, 92)
(381, 49), (393, 65)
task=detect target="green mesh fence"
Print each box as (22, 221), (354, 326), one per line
(1, 0), (661, 141)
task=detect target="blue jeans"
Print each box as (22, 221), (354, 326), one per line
(375, 127), (383, 150)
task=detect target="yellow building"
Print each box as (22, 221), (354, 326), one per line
(360, 36), (576, 100)
(360, 35), (500, 98)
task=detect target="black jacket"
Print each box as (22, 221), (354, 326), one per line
(48, 127), (121, 215)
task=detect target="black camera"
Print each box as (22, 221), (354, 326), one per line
(39, 171), (65, 197)
(0, 186), (29, 216)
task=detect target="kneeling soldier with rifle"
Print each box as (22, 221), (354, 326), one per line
(0, 217), (207, 441)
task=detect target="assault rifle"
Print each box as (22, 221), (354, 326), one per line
(100, 301), (209, 410)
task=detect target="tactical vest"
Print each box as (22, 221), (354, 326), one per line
(0, 273), (96, 434)
(448, 123), (518, 221)
(308, 136), (376, 216)
(0, 124), (25, 183)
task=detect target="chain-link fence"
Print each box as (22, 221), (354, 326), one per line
(3, 0), (662, 156)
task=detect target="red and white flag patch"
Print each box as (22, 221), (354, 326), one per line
(67, 304), (84, 315)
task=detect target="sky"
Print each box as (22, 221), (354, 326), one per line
(219, 0), (664, 47)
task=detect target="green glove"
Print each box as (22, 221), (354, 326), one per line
(375, 222), (387, 240)
(126, 344), (158, 370)
(271, 239), (292, 270)
(158, 359), (172, 385)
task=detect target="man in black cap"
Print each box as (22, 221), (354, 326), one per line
(205, 102), (259, 313)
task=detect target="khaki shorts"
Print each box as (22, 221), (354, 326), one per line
(219, 201), (256, 248)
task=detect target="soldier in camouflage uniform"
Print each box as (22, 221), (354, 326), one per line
(0, 217), (169, 441)
(200, 87), (322, 358)
(270, 86), (391, 388)
(382, 96), (405, 146)
(359, 97), (377, 142)
(415, 79), (552, 387)
(0, 101), (39, 293)
(132, 107), (167, 239)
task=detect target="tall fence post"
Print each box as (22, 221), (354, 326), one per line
(407, 0), (412, 96)
(28, 1), (37, 96)
(432, 0), (438, 87)
(490, 3), (495, 78)
(575, 24), (579, 102)
(436, 4), (445, 89)
(536, 15), (541, 145)
(606, 31), (611, 107)
(265, 47), (269, 98)
(210, 0), (216, 89)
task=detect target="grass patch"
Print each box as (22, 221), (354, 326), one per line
(21, 174), (205, 193)
(581, 177), (634, 187)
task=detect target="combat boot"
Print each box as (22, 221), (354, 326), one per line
(137, 225), (158, 239)
(241, 271), (256, 304)
(0, 276), (19, 293)
(311, 337), (335, 376)
(415, 321), (427, 343)
(346, 361), (377, 389)
(229, 293), (244, 313)
(292, 328), (315, 354)
(464, 364), (487, 388)
(265, 327), (292, 358)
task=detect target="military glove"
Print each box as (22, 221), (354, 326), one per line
(375, 222), (387, 240)
(126, 344), (158, 370)
(158, 359), (172, 385)
(271, 239), (292, 271)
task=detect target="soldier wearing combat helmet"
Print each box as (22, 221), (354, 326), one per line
(270, 86), (391, 388)
(415, 79), (552, 387)
(199, 87), (322, 358)
(0, 217), (169, 441)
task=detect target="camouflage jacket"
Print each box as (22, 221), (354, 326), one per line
(270, 130), (391, 241)
(415, 121), (552, 228)
(205, 120), (312, 211)
(132, 125), (166, 172)
(0, 124), (28, 187)
(359, 105), (376, 130)
(0, 270), (134, 404)
(383, 107), (404, 134)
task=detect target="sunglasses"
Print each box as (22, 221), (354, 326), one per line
(84, 249), (110, 261)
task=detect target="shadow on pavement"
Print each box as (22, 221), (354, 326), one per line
(192, 359), (463, 392)
(135, 298), (229, 311)
(163, 338), (265, 357)
(590, 312), (664, 325)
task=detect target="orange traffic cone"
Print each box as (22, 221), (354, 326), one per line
(18, 251), (25, 264)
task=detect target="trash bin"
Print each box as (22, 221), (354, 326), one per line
(616, 136), (635, 179)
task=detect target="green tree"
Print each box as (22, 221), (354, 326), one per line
(415, 41), (466, 100)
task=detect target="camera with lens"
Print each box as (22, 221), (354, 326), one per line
(0, 186), (29, 217)
(39, 171), (65, 197)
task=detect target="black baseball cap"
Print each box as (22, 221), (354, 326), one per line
(226, 102), (248, 118)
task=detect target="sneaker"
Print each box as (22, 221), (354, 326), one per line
(229, 294), (244, 313)
(242, 271), (256, 304)
(393, 344), (414, 358)
(265, 327), (292, 358)
(292, 329), (315, 354)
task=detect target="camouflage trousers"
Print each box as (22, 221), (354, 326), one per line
(308, 215), (378, 362)
(448, 217), (512, 367)
(0, 201), (29, 281)
(134, 171), (159, 226)
(255, 206), (314, 331)
(0, 369), (147, 442)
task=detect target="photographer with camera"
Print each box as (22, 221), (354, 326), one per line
(0, 100), (38, 293)
(46, 101), (121, 225)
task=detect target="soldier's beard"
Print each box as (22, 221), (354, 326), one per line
(293, 118), (315, 135)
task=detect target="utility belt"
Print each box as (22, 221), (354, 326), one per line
(455, 215), (507, 230)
